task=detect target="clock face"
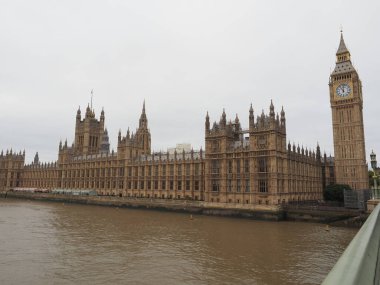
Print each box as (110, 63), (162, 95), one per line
(336, 83), (351, 97)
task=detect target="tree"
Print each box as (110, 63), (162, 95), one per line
(369, 170), (380, 188)
(323, 184), (351, 202)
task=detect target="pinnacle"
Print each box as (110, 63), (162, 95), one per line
(337, 32), (349, 55)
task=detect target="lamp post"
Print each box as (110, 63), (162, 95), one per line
(370, 150), (378, 200)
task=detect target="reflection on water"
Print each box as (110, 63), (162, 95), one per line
(0, 199), (356, 285)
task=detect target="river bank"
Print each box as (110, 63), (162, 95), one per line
(0, 191), (365, 226)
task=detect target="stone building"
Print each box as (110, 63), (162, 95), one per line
(1, 33), (370, 204)
(0, 150), (24, 189)
(0, 99), (323, 205)
(205, 102), (322, 205)
(329, 32), (369, 190)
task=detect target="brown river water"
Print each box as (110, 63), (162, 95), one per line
(0, 199), (356, 285)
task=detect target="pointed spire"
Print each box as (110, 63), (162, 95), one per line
(100, 107), (105, 120)
(205, 111), (210, 132)
(249, 103), (254, 128)
(269, 100), (275, 117)
(337, 30), (349, 55)
(235, 113), (239, 124)
(220, 108), (226, 128)
(85, 103), (92, 118)
(139, 100), (148, 129)
(34, 152), (39, 164)
(280, 106), (286, 126)
(76, 106), (81, 120)
(316, 143), (321, 159)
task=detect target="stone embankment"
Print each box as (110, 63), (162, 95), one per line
(283, 205), (366, 226)
(1, 191), (365, 226)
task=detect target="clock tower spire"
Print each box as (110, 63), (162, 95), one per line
(329, 31), (368, 190)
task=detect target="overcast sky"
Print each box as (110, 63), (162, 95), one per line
(0, 0), (379, 163)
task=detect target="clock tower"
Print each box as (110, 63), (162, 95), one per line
(329, 32), (369, 190)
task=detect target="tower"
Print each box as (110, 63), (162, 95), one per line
(117, 101), (151, 160)
(135, 100), (151, 155)
(73, 105), (106, 156)
(329, 32), (368, 190)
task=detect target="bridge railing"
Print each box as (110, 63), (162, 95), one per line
(322, 203), (380, 285)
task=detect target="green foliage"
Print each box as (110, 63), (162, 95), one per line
(369, 170), (380, 188)
(323, 184), (351, 202)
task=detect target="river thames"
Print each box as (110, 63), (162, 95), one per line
(0, 199), (356, 285)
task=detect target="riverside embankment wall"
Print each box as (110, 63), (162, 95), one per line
(1, 191), (363, 225)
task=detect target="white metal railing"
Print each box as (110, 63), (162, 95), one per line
(322, 204), (380, 284)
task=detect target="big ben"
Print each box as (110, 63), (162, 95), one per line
(329, 32), (369, 190)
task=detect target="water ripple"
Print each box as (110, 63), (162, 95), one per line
(0, 199), (356, 285)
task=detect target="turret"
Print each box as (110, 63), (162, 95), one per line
(76, 106), (81, 121)
(316, 143), (321, 160)
(205, 111), (210, 133)
(233, 114), (240, 134)
(220, 109), (226, 129)
(139, 100), (148, 129)
(249, 104), (254, 129)
(280, 106), (286, 126)
(34, 152), (39, 164)
(85, 104), (92, 118)
(100, 107), (105, 122)
(234, 114), (240, 125)
(269, 100), (275, 118)
(100, 128), (110, 154)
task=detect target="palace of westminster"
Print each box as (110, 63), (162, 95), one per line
(0, 33), (370, 205)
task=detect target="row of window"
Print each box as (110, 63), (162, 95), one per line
(127, 164), (201, 177)
(211, 179), (266, 193)
(211, 159), (269, 174)
(60, 179), (203, 191)
(127, 180), (201, 191)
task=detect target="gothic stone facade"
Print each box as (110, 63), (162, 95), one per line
(1, 99), (323, 206)
(329, 33), (369, 190)
(3, 33), (369, 203)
